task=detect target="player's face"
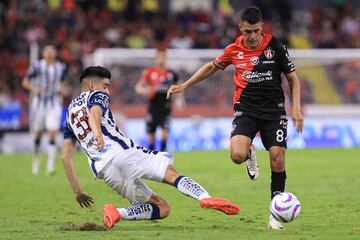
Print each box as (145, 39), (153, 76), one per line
(156, 51), (166, 67)
(240, 21), (263, 49)
(42, 46), (57, 60)
(91, 78), (110, 94)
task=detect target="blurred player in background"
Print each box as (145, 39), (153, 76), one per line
(22, 45), (67, 176)
(61, 66), (239, 229)
(135, 48), (178, 151)
(167, 6), (304, 230)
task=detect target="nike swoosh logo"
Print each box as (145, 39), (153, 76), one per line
(246, 166), (256, 179)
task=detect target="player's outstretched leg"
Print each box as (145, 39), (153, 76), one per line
(245, 144), (259, 180)
(46, 130), (57, 176)
(268, 146), (286, 230)
(103, 194), (170, 228)
(46, 139), (57, 176)
(32, 138), (41, 175)
(164, 165), (240, 215)
(199, 197), (240, 215)
(103, 204), (121, 229)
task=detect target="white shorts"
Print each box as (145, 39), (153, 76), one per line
(98, 150), (174, 204)
(30, 103), (62, 132)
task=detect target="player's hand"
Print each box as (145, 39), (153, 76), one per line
(148, 86), (156, 100)
(167, 84), (186, 99)
(94, 134), (105, 151)
(291, 110), (304, 133)
(76, 192), (94, 208)
(31, 87), (43, 95)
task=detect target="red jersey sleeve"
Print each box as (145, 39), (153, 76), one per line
(213, 44), (234, 70)
(140, 68), (150, 83)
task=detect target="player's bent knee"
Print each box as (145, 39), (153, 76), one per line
(230, 151), (248, 164)
(271, 160), (284, 171)
(150, 194), (171, 219)
(270, 149), (285, 171)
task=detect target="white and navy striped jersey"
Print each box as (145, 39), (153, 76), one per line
(26, 59), (67, 107)
(64, 90), (140, 176)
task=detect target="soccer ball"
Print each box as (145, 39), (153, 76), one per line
(270, 192), (301, 223)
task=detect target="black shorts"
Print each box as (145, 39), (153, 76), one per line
(146, 113), (170, 133)
(231, 113), (288, 150)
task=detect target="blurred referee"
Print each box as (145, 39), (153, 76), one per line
(22, 44), (67, 176)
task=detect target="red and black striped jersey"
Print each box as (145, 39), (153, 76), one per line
(213, 33), (295, 119)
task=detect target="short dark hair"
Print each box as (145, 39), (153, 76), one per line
(241, 6), (262, 24)
(79, 66), (111, 83)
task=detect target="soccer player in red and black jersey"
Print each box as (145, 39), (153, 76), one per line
(167, 6), (304, 230)
(135, 48), (178, 151)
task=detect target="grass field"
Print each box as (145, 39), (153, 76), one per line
(1, 148), (360, 240)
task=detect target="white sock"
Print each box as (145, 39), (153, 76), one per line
(117, 203), (160, 220)
(32, 156), (40, 175)
(47, 143), (56, 172)
(175, 176), (211, 201)
(32, 143), (41, 175)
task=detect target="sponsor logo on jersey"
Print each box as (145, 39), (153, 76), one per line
(234, 110), (243, 117)
(241, 70), (272, 80)
(263, 60), (275, 64)
(235, 63), (247, 68)
(103, 97), (110, 108)
(280, 119), (288, 129)
(86, 137), (97, 148)
(93, 93), (110, 109)
(264, 47), (275, 59)
(250, 56), (259, 65)
(231, 122), (236, 134)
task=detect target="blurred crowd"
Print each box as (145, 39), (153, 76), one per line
(308, 1), (359, 48)
(0, 0), (359, 126)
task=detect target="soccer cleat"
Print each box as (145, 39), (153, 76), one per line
(103, 204), (121, 229)
(268, 214), (284, 230)
(245, 144), (259, 180)
(199, 197), (240, 215)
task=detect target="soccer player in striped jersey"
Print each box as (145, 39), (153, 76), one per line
(61, 66), (239, 229)
(22, 45), (67, 176)
(167, 7), (304, 230)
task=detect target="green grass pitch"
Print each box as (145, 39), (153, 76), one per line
(1, 148), (360, 239)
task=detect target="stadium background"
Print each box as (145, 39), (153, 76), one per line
(0, 0), (359, 152)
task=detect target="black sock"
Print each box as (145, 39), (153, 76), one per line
(149, 142), (154, 150)
(161, 140), (167, 151)
(271, 171), (286, 199)
(34, 139), (41, 154)
(150, 204), (160, 220)
(247, 148), (252, 159)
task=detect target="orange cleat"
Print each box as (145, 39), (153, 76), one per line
(200, 197), (240, 215)
(103, 204), (121, 229)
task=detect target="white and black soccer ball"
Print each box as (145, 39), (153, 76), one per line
(270, 192), (301, 223)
